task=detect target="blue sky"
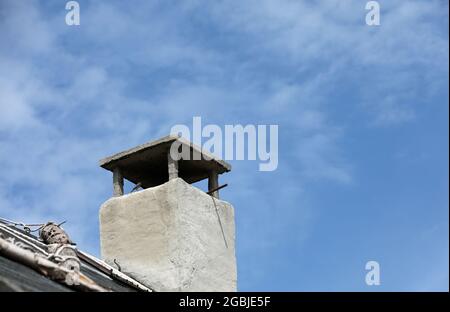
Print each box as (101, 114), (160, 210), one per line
(0, 0), (448, 291)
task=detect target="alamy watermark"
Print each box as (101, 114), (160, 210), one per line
(65, 1), (80, 26)
(365, 1), (381, 26)
(64, 2), (379, 27)
(365, 260), (381, 286)
(170, 117), (278, 172)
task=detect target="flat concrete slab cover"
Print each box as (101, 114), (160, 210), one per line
(99, 135), (231, 191)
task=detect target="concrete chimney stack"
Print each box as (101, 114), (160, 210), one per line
(98, 136), (237, 291)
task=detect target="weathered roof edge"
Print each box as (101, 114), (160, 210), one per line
(98, 134), (232, 172)
(0, 219), (152, 292)
(77, 250), (152, 292)
(0, 236), (106, 292)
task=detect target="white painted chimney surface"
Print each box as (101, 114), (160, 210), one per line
(99, 178), (237, 291)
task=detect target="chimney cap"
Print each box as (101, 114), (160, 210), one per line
(99, 135), (231, 189)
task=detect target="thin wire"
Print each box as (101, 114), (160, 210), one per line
(0, 217), (25, 227)
(57, 220), (67, 227)
(0, 223), (49, 255)
(30, 225), (45, 233)
(0, 217), (44, 227)
(113, 259), (122, 272)
(211, 196), (228, 249)
(0, 217), (47, 233)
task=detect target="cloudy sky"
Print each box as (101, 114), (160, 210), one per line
(0, 0), (448, 291)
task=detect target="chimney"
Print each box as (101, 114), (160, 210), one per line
(98, 135), (237, 291)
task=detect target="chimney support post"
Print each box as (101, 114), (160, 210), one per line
(113, 167), (124, 196)
(208, 170), (219, 199)
(168, 151), (179, 180)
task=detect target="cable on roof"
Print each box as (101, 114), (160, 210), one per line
(210, 196), (228, 249)
(113, 258), (122, 272)
(0, 217), (46, 234)
(0, 223), (49, 255)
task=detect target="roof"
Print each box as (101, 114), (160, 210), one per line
(0, 218), (152, 292)
(99, 135), (231, 188)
